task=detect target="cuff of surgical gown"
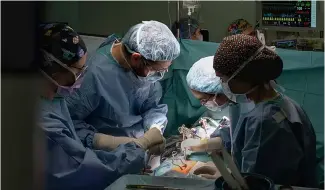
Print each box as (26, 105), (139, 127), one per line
(210, 128), (231, 152)
(84, 131), (96, 149)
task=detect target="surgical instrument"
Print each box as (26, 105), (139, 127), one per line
(171, 151), (187, 170)
(126, 184), (184, 190)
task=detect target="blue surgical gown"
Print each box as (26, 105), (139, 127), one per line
(66, 41), (168, 148)
(40, 97), (145, 190)
(232, 94), (317, 187)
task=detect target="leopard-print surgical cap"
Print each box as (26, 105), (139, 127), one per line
(213, 34), (283, 83)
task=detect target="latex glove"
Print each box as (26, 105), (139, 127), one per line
(189, 137), (223, 152)
(148, 137), (166, 155)
(133, 127), (164, 150)
(193, 165), (221, 179)
(149, 124), (164, 134)
(93, 133), (135, 151)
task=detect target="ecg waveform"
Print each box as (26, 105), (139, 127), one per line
(262, 0), (316, 28)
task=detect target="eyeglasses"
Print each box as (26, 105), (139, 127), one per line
(143, 59), (169, 73)
(70, 65), (88, 79)
(200, 95), (216, 106)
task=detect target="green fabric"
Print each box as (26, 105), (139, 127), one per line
(160, 39), (324, 185)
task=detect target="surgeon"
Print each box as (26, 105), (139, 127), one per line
(189, 34), (317, 187)
(187, 56), (229, 113)
(171, 18), (203, 40)
(186, 56), (231, 151)
(39, 23), (164, 189)
(66, 21), (180, 154)
(226, 19), (275, 135)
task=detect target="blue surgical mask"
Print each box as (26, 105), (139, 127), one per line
(221, 45), (266, 103)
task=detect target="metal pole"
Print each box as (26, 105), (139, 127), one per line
(177, 1), (180, 39)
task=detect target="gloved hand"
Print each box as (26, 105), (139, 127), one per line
(93, 128), (163, 151)
(148, 137), (166, 155)
(193, 165), (221, 179)
(133, 127), (164, 150)
(188, 137), (223, 152)
(149, 124), (164, 133)
(93, 133), (135, 151)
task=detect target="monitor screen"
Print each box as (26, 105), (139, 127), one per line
(262, 0), (317, 28)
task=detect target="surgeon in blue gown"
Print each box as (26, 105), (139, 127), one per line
(186, 56), (231, 149)
(39, 23), (164, 190)
(66, 21), (180, 153)
(190, 34), (317, 187)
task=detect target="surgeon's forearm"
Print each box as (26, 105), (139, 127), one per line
(93, 133), (135, 151)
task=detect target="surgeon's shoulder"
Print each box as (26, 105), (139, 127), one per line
(86, 50), (120, 76)
(244, 101), (283, 128)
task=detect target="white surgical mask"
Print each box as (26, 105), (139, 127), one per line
(256, 30), (276, 51)
(221, 45), (266, 103)
(205, 100), (220, 111)
(204, 95), (229, 111)
(222, 82), (257, 103)
(138, 70), (165, 83)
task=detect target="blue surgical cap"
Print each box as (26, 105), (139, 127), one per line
(171, 18), (200, 39)
(122, 20), (180, 62)
(186, 56), (223, 94)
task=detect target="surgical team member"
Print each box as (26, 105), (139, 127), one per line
(66, 21), (180, 153)
(190, 34), (317, 187)
(171, 18), (203, 40)
(187, 56), (229, 113)
(186, 56), (231, 151)
(227, 19), (274, 133)
(227, 18), (275, 51)
(39, 23), (163, 189)
(227, 19), (256, 36)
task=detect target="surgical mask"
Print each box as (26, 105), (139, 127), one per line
(137, 70), (165, 83)
(221, 45), (266, 103)
(205, 100), (220, 111)
(120, 44), (165, 83)
(204, 95), (229, 112)
(40, 49), (88, 97)
(216, 101), (229, 110)
(55, 71), (86, 97)
(256, 30), (276, 51)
